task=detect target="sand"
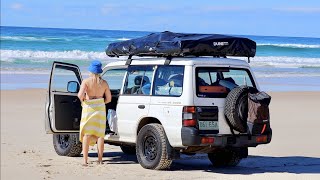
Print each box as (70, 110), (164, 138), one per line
(1, 89), (320, 180)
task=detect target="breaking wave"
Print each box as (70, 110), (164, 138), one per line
(1, 49), (320, 69)
(257, 43), (320, 49)
(0, 49), (108, 62)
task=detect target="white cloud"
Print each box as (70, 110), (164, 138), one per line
(202, 6), (251, 12)
(101, 4), (117, 15)
(11, 3), (23, 10)
(273, 7), (320, 13)
(100, 4), (173, 16)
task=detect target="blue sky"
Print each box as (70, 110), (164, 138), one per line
(1, 0), (320, 37)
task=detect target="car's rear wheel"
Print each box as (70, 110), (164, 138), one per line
(208, 148), (246, 167)
(136, 123), (172, 170)
(53, 134), (82, 157)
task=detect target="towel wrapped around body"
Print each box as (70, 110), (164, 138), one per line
(79, 98), (106, 146)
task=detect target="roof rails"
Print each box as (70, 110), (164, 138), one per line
(125, 55), (133, 65)
(125, 55), (173, 65)
(123, 55), (251, 65)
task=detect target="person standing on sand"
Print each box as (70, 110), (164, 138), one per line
(77, 60), (111, 165)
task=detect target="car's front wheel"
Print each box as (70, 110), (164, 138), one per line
(136, 123), (172, 170)
(53, 134), (82, 157)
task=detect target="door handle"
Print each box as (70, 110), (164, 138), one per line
(138, 105), (145, 109)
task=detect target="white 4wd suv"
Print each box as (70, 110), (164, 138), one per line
(45, 31), (272, 170)
(45, 56), (272, 170)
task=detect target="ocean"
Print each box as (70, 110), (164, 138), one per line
(1, 26), (320, 91)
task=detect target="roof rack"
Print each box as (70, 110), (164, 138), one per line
(106, 31), (256, 62)
(123, 55), (250, 66)
(125, 55), (133, 65)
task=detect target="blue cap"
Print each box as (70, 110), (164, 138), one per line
(88, 60), (103, 74)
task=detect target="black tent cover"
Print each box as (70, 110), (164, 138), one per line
(106, 31), (256, 58)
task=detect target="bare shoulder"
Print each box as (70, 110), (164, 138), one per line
(82, 78), (89, 85)
(101, 79), (109, 88)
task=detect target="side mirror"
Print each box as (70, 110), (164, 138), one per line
(67, 81), (80, 93)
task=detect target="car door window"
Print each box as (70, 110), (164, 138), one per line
(153, 65), (184, 97)
(102, 68), (127, 91)
(123, 66), (155, 95)
(51, 64), (81, 92)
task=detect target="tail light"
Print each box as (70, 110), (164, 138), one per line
(201, 137), (215, 144)
(182, 106), (197, 127)
(256, 135), (267, 143)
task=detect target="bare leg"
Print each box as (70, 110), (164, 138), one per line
(82, 135), (91, 165)
(97, 137), (104, 164)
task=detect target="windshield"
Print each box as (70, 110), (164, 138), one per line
(196, 67), (255, 98)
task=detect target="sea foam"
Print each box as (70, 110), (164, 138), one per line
(234, 56), (320, 68)
(257, 43), (320, 49)
(0, 36), (68, 42)
(0, 49), (108, 62)
(1, 49), (320, 69)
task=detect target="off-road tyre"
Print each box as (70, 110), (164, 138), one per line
(208, 148), (243, 167)
(136, 123), (172, 170)
(53, 134), (82, 157)
(120, 145), (136, 155)
(224, 86), (257, 133)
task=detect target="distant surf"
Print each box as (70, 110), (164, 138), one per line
(2, 49), (320, 69)
(1, 26), (320, 90)
(257, 43), (320, 49)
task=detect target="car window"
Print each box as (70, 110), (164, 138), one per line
(102, 68), (127, 90)
(51, 65), (81, 92)
(123, 66), (154, 95)
(153, 65), (184, 97)
(196, 67), (255, 98)
(223, 70), (253, 87)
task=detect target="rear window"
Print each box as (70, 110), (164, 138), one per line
(153, 65), (184, 97)
(196, 67), (255, 98)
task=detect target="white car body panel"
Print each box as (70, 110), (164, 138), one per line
(102, 57), (257, 147)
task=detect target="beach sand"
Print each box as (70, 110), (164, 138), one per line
(1, 89), (320, 180)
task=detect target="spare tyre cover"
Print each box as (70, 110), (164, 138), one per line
(224, 86), (258, 133)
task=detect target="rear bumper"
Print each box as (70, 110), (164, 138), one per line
(181, 127), (272, 147)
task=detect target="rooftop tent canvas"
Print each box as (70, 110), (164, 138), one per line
(105, 31), (256, 58)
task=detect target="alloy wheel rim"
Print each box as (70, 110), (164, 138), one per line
(58, 134), (70, 149)
(143, 135), (158, 161)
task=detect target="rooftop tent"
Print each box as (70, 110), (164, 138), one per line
(105, 31), (256, 58)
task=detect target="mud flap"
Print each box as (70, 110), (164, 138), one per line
(166, 147), (181, 160)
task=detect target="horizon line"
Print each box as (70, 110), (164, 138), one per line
(1, 25), (320, 39)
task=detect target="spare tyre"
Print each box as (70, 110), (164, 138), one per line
(224, 86), (258, 133)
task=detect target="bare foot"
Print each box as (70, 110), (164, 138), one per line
(82, 162), (88, 167)
(96, 161), (104, 165)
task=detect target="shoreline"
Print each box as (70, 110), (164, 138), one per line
(2, 71), (320, 91)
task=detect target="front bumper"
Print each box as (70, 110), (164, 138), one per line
(181, 127), (272, 147)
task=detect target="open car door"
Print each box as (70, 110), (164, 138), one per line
(45, 61), (82, 133)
